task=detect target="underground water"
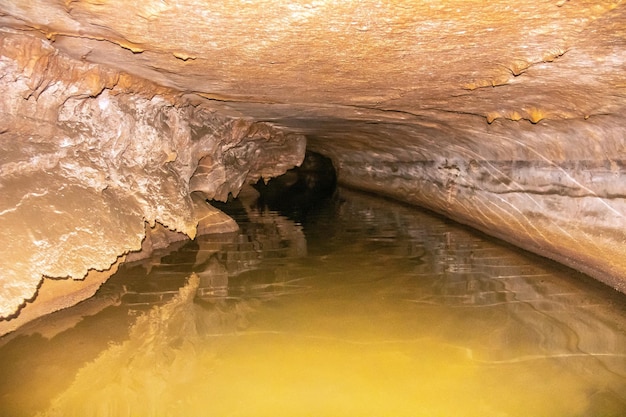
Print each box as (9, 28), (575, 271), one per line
(1, 153), (625, 417)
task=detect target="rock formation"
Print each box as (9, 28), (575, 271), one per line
(0, 28), (305, 333)
(1, 0), (625, 333)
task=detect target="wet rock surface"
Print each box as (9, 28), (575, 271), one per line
(0, 30), (304, 332)
(307, 116), (626, 293)
(1, 1), (626, 331)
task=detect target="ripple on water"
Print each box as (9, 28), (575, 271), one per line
(1, 188), (625, 417)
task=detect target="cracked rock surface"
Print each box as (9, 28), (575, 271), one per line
(1, 0), (626, 331)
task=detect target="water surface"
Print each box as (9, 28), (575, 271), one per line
(1, 188), (626, 417)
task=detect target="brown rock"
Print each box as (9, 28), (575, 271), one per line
(0, 29), (304, 328)
(1, 0), (626, 331)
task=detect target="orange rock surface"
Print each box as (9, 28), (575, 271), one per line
(1, 0), (626, 333)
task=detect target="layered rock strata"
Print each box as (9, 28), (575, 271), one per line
(307, 113), (626, 293)
(0, 31), (305, 332)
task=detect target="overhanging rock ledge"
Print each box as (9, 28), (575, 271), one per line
(0, 31), (305, 334)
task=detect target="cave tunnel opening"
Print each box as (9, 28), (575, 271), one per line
(253, 150), (338, 212)
(212, 149), (338, 226)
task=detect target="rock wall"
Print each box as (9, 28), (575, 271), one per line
(0, 30), (305, 332)
(307, 113), (626, 293)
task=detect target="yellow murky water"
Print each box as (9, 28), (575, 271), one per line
(1, 189), (626, 417)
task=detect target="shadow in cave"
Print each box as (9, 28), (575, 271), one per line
(213, 150), (338, 225)
(253, 150), (337, 222)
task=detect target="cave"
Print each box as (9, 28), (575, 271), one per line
(1, 1), (626, 414)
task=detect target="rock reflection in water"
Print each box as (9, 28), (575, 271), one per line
(1, 188), (626, 417)
(113, 210), (308, 308)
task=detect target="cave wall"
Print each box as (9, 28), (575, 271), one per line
(0, 31), (305, 333)
(307, 113), (626, 293)
(1, 0), (626, 333)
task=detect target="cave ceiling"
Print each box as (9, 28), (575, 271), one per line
(2, 0), (624, 132)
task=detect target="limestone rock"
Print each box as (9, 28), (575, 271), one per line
(1, 0), (626, 331)
(0, 30), (304, 325)
(308, 115), (626, 293)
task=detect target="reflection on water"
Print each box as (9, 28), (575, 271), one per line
(1, 188), (626, 417)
